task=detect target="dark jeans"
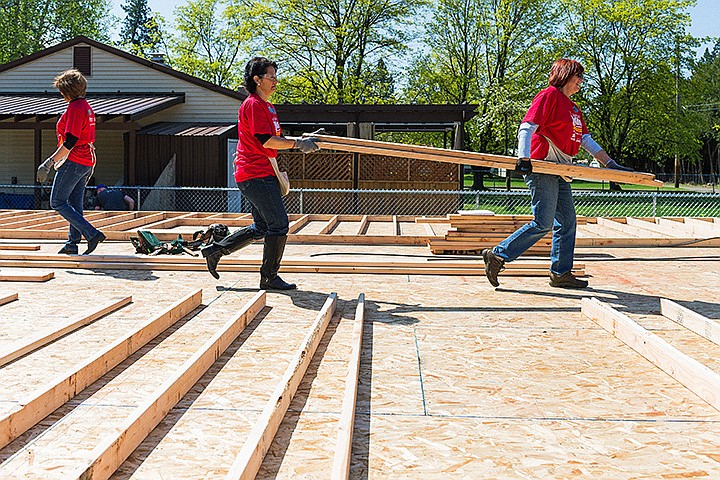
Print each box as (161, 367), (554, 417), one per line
(50, 160), (101, 246)
(237, 175), (289, 236)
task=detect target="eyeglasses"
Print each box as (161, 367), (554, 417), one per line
(260, 75), (278, 82)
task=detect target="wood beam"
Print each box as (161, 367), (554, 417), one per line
(0, 245), (40, 251)
(660, 298), (720, 346)
(318, 215), (340, 235)
(582, 297), (720, 414)
(356, 215), (369, 235)
(0, 292), (18, 306)
(331, 294), (365, 480)
(287, 214), (310, 234)
(0, 271), (53, 282)
(0, 296), (132, 368)
(0, 289), (202, 450)
(68, 291), (266, 480)
(225, 293), (338, 480)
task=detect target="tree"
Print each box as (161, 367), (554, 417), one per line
(557, 0), (697, 171)
(120, 0), (164, 57)
(228, 0), (421, 104)
(169, 0), (250, 88)
(0, 0), (112, 63)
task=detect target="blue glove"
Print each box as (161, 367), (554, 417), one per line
(294, 138), (320, 154)
(514, 158), (532, 174)
(606, 160), (633, 172)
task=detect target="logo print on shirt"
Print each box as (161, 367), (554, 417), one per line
(268, 106), (277, 115)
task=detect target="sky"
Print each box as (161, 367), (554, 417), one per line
(110, 0), (718, 54)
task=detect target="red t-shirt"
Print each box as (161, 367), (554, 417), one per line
(523, 86), (588, 160)
(56, 98), (96, 167)
(234, 93), (281, 183)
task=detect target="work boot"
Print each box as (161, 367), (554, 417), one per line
(201, 226), (254, 279)
(259, 235), (296, 290)
(83, 232), (106, 255)
(549, 271), (589, 289)
(58, 244), (78, 255)
(481, 248), (505, 287)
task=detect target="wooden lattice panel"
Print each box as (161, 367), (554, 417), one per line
(278, 152), (352, 181)
(410, 158), (458, 182)
(276, 152), (304, 179)
(359, 155), (409, 182)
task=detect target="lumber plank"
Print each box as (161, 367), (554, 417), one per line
(0, 289), (202, 450)
(331, 294), (365, 480)
(311, 134), (662, 187)
(287, 214), (310, 234)
(582, 297), (720, 414)
(625, 218), (686, 237)
(0, 271), (54, 282)
(69, 291), (266, 480)
(0, 292), (18, 306)
(660, 298), (720, 346)
(0, 296), (132, 368)
(356, 215), (369, 235)
(595, 217), (669, 238)
(225, 293), (338, 480)
(0, 245), (40, 251)
(319, 215), (340, 235)
(683, 218), (720, 237)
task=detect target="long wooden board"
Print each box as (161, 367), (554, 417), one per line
(582, 297), (720, 413)
(0, 289), (202, 450)
(225, 293), (338, 480)
(0, 296), (132, 368)
(0, 271), (54, 282)
(69, 291), (266, 480)
(660, 298), (720, 346)
(0, 292), (18, 306)
(331, 294), (365, 480)
(309, 134), (662, 187)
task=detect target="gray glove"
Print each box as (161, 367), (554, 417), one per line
(606, 159), (634, 172)
(37, 157), (55, 183)
(294, 137), (320, 154)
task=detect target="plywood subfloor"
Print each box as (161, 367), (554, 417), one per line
(0, 236), (719, 479)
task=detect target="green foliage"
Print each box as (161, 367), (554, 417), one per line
(0, 0), (113, 63)
(227, 0), (421, 104)
(168, 0), (252, 88)
(120, 0), (164, 58)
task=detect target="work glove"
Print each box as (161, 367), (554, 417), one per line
(294, 137), (320, 154)
(514, 158), (532, 175)
(606, 159), (634, 172)
(36, 157), (55, 183)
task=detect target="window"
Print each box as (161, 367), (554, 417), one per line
(73, 46), (91, 76)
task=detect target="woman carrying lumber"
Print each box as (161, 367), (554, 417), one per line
(36, 69), (105, 255)
(200, 57), (320, 289)
(482, 58), (632, 289)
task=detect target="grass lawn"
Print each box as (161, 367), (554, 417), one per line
(464, 173), (689, 192)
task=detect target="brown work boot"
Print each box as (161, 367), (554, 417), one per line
(549, 271), (588, 289)
(481, 249), (505, 287)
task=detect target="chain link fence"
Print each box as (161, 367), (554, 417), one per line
(1, 184), (719, 217)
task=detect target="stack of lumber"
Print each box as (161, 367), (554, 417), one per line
(309, 133), (663, 187)
(425, 214), (589, 255)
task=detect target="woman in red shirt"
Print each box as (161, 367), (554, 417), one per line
(481, 59), (631, 289)
(37, 69), (105, 255)
(201, 57), (320, 289)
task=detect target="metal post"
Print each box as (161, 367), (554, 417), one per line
(652, 191), (657, 217)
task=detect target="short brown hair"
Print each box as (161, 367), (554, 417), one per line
(53, 69), (87, 100)
(548, 59), (584, 88)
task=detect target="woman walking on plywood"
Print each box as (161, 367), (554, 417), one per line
(201, 57), (320, 289)
(482, 59), (632, 289)
(37, 69), (105, 255)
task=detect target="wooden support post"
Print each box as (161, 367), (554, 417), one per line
(319, 215), (340, 235)
(69, 291), (266, 480)
(0, 292), (18, 306)
(582, 297), (720, 413)
(0, 289), (202, 450)
(331, 294), (365, 480)
(660, 298), (720, 346)
(225, 293), (338, 480)
(0, 296), (132, 368)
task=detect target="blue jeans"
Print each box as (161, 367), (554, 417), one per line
(237, 176), (289, 236)
(50, 160), (100, 246)
(493, 173), (577, 275)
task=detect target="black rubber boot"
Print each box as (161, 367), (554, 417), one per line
(259, 235), (296, 290)
(201, 226), (254, 279)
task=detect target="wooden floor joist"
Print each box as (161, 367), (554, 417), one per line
(582, 297), (720, 414)
(331, 294), (365, 480)
(660, 298), (720, 346)
(0, 289), (202, 450)
(69, 291), (266, 480)
(0, 296), (132, 368)
(0, 292), (18, 306)
(0, 245), (40, 251)
(225, 293), (338, 480)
